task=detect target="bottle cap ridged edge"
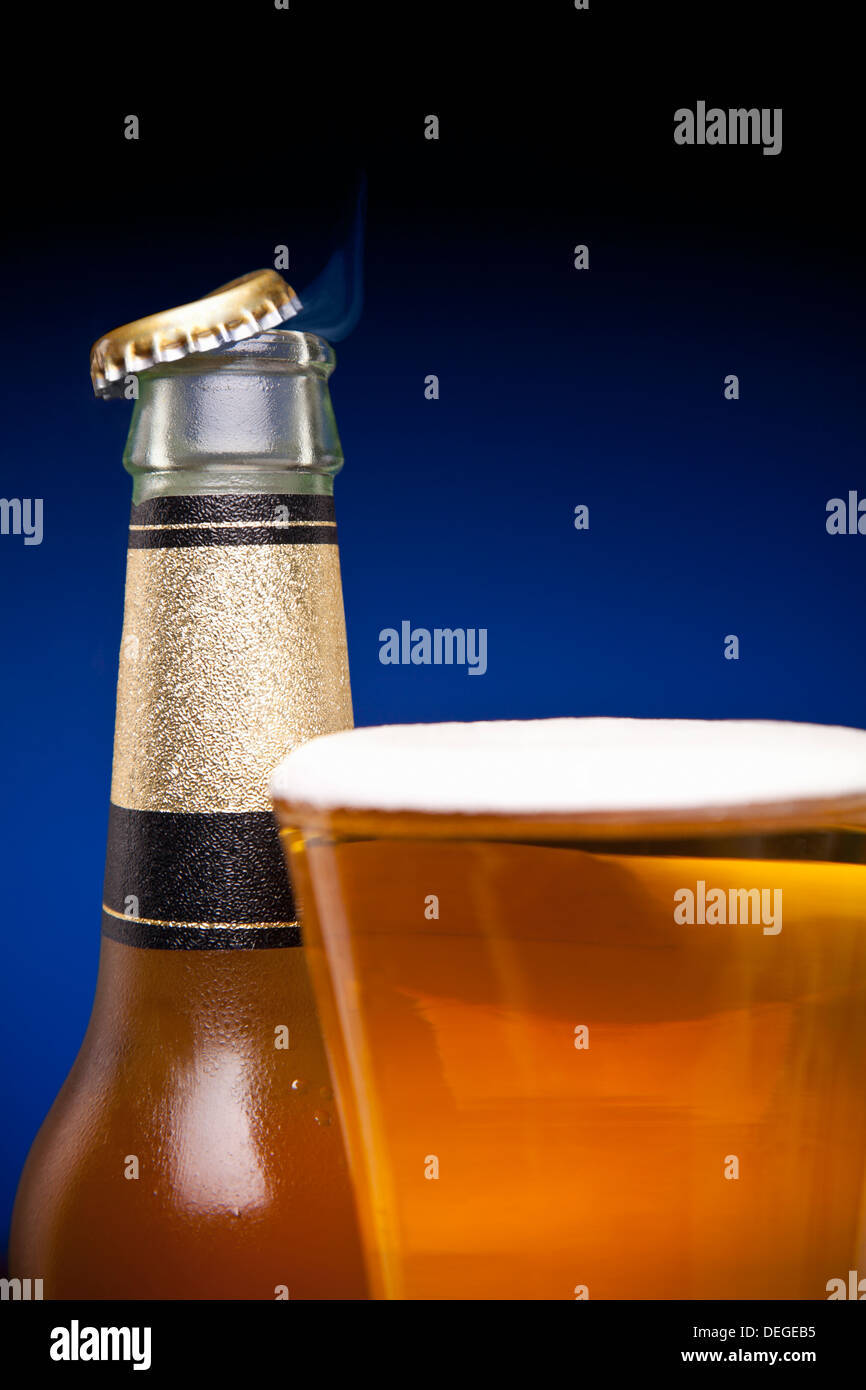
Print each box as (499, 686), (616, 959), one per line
(90, 270), (302, 397)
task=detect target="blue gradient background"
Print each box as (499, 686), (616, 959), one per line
(1, 51), (863, 1259)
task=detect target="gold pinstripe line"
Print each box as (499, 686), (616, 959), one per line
(102, 903), (297, 931)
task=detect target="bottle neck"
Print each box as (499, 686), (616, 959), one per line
(123, 330), (343, 503)
(102, 332), (353, 951)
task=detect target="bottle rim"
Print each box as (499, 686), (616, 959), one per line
(131, 331), (337, 388)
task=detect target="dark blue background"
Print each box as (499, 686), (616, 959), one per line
(2, 26), (863, 1258)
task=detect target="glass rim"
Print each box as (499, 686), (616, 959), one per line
(270, 717), (866, 843)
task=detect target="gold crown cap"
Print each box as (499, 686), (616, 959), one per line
(90, 269), (302, 397)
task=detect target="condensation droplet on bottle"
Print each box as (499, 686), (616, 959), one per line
(313, 1109), (332, 1126)
(319, 1085), (333, 1101)
(291, 1078), (307, 1092)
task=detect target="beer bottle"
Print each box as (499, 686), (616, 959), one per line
(10, 272), (368, 1299)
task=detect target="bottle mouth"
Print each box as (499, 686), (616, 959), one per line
(125, 330), (336, 391)
(122, 325), (343, 495)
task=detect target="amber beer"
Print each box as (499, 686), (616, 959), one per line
(271, 718), (866, 1300)
(11, 274), (367, 1299)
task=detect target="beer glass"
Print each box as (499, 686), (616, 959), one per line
(271, 718), (866, 1300)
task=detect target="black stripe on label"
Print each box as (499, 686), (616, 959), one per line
(131, 494), (335, 526)
(103, 805), (298, 949)
(127, 523), (337, 549)
(102, 912), (301, 951)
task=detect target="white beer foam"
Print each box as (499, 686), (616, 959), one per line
(269, 718), (866, 817)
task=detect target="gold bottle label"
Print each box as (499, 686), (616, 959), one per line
(102, 493), (352, 949)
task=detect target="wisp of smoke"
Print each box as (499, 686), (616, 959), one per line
(291, 176), (366, 343)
